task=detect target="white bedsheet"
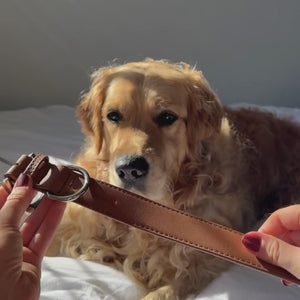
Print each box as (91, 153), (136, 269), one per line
(0, 105), (299, 300)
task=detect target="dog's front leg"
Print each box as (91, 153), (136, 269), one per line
(142, 285), (178, 300)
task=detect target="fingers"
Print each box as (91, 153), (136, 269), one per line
(0, 184), (10, 209)
(0, 172), (66, 273)
(0, 174), (36, 227)
(22, 198), (66, 267)
(242, 231), (300, 280)
(281, 230), (300, 247)
(259, 205), (300, 237)
(21, 197), (54, 246)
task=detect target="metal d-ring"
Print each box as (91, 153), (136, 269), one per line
(45, 165), (90, 202)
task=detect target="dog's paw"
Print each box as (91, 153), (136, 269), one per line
(142, 286), (179, 300)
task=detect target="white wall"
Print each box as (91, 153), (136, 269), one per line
(0, 0), (299, 110)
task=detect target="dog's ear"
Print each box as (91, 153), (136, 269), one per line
(185, 69), (224, 155)
(77, 69), (110, 153)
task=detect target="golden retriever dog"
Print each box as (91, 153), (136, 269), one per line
(48, 60), (300, 299)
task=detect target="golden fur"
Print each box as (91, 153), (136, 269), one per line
(48, 60), (300, 299)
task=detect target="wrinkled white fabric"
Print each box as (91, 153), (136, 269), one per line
(41, 257), (145, 300)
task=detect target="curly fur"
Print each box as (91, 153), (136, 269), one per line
(48, 60), (300, 299)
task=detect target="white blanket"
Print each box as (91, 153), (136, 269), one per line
(0, 105), (299, 299)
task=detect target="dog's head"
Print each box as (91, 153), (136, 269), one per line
(78, 60), (223, 205)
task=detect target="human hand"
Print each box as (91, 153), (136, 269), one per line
(242, 205), (300, 285)
(0, 173), (66, 300)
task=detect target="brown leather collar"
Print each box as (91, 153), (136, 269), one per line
(3, 153), (300, 285)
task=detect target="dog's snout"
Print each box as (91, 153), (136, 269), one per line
(115, 155), (149, 185)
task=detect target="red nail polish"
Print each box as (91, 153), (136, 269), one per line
(15, 173), (30, 187)
(281, 279), (292, 287)
(242, 233), (261, 252)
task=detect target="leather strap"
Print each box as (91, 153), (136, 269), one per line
(3, 154), (300, 285)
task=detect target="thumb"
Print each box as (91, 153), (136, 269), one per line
(242, 231), (300, 280)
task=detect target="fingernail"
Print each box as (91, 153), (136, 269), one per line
(281, 279), (292, 287)
(15, 173), (30, 187)
(242, 233), (261, 252)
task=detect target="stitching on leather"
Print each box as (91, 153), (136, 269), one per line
(100, 180), (242, 235)
(98, 180), (265, 269)
(25, 154), (46, 176)
(134, 224), (262, 269)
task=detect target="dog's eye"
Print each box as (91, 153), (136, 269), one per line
(107, 111), (123, 124)
(156, 111), (178, 127)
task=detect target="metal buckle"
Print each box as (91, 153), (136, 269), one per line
(45, 165), (90, 202)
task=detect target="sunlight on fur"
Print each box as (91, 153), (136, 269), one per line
(47, 59), (300, 300)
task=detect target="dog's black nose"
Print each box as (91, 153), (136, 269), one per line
(115, 155), (149, 185)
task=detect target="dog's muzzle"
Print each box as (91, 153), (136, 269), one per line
(115, 155), (149, 188)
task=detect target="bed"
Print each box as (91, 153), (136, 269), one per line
(0, 104), (299, 300)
